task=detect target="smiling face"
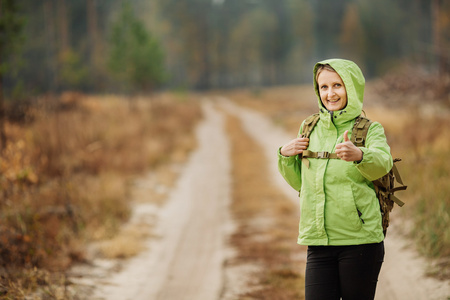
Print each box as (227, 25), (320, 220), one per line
(317, 69), (348, 111)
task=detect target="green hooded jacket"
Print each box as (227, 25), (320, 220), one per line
(278, 58), (393, 245)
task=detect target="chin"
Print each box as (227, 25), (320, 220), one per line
(327, 105), (342, 111)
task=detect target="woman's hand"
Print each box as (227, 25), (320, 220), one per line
(280, 137), (309, 157)
(335, 130), (363, 162)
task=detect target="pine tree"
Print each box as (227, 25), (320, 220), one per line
(0, 0), (25, 150)
(108, 1), (166, 94)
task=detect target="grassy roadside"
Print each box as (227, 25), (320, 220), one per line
(225, 112), (305, 299)
(225, 84), (450, 279)
(0, 92), (202, 298)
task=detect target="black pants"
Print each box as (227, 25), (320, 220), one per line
(305, 242), (384, 300)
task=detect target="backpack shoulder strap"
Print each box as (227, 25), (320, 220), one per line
(301, 113), (320, 138)
(351, 116), (373, 147)
(299, 113), (320, 168)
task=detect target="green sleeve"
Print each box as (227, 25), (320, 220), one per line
(277, 121), (306, 192)
(355, 122), (393, 181)
(277, 147), (302, 192)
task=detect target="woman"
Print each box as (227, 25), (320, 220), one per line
(278, 58), (392, 300)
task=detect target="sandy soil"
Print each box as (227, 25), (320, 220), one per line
(72, 98), (449, 299)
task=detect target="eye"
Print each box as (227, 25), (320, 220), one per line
(334, 83), (342, 88)
(320, 85), (328, 90)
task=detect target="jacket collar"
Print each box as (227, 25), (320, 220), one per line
(319, 107), (353, 129)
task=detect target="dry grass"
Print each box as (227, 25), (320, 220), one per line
(392, 112), (450, 278)
(226, 83), (450, 279)
(225, 113), (306, 299)
(0, 268), (74, 300)
(0, 92), (202, 298)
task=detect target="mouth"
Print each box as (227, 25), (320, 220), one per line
(327, 98), (340, 103)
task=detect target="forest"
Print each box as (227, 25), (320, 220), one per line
(1, 0), (449, 96)
(0, 0), (449, 298)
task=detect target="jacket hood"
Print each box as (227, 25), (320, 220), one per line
(313, 59), (365, 123)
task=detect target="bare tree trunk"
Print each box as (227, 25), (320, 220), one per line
(87, 0), (101, 88)
(0, 2), (6, 151)
(432, 0), (450, 99)
(44, 0), (58, 93)
(57, 0), (69, 53)
(0, 69), (6, 152)
(87, 0), (100, 59)
(432, 0), (447, 74)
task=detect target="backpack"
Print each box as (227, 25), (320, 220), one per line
(299, 113), (407, 236)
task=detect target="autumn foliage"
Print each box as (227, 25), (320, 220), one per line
(0, 92), (201, 295)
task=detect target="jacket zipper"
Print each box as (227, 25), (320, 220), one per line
(357, 209), (365, 224)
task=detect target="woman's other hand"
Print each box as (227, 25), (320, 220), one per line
(280, 137), (309, 157)
(335, 130), (363, 162)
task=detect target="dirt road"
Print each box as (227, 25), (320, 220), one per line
(83, 98), (449, 300)
(85, 101), (232, 300)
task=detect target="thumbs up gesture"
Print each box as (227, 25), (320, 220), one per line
(343, 130), (350, 142)
(335, 130), (363, 162)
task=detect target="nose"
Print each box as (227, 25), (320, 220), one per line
(327, 89), (336, 98)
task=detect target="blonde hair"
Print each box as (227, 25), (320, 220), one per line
(315, 64), (336, 82)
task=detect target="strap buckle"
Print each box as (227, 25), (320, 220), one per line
(317, 151), (330, 159)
